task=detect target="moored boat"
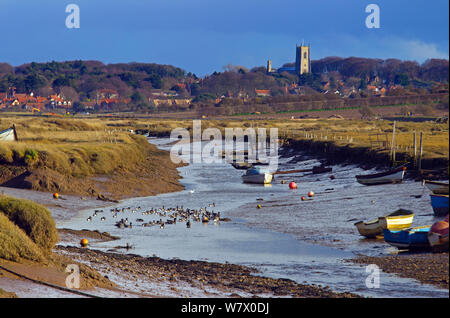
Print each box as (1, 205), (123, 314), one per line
(242, 166), (273, 184)
(423, 180), (449, 195)
(430, 194), (449, 217)
(312, 165), (332, 174)
(355, 166), (406, 186)
(383, 225), (431, 250)
(354, 209), (414, 238)
(427, 216), (449, 252)
(231, 162), (253, 170)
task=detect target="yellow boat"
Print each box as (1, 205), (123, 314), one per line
(355, 209), (414, 238)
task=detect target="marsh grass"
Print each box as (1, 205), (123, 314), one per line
(0, 115), (447, 172)
(0, 213), (46, 263)
(0, 195), (58, 253)
(135, 117), (449, 161)
(0, 117), (154, 178)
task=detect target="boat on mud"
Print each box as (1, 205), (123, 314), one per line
(312, 165), (333, 174)
(231, 162), (253, 170)
(383, 225), (431, 250)
(430, 194), (449, 217)
(423, 180), (449, 195)
(355, 166), (406, 186)
(427, 215), (449, 252)
(354, 209), (414, 238)
(242, 166), (273, 184)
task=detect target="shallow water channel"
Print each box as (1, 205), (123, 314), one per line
(57, 138), (448, 298)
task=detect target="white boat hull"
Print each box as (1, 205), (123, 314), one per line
(242, 173), (273, 184)
(356, 170), (405, 185)
(0, 128), (16, 141)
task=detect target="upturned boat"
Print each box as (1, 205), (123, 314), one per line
(354, 209), (414, 238)
(430, 194), (449, 217)
(423, 180), (449, 195)
(242, 167), (273, 184)
(355, 166), (406, 185)
(383, 225), (431, 250)
(427, 216), (449, 252)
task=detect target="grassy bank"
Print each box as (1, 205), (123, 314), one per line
(0, 194), (115, 296)
(0, 116), (184, 199)
(118, 117), (448, 171)
(1, 116), (447, 190)
(0, 195), (57, 263)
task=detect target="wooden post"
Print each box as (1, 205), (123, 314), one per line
(413, 131), (417, 168)
(418, 132), (423, 172)
(390, 121), (396, 165)
(12, 124), (18, 141)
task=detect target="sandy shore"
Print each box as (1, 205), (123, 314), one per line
(349, 253), (449, 290)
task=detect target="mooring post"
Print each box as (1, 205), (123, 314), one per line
(390, 121), (396, 165)
(418, 131), (423, 173)
(413, 131), (417, 168)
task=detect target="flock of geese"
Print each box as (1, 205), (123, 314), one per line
(86, 203), (230, 229)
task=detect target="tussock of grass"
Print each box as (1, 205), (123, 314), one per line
(0, 213), (46, 263)
(0, 195), (58, 253)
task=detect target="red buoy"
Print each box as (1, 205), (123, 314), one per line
(289, 182), (297, 189)
(301, 196), (306, 201)
(308, 191), (315, 197)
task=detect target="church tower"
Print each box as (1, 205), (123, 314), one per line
(295, 44), (311, 76)
(267, 60), (272, 74)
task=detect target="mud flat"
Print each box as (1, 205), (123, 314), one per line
(0, 186), (115, 223)
(54, 245), (360, 298)
(349, 253), (449, 290)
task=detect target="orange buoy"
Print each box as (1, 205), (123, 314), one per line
(53, 193), (59, 199)
(289, 182), (297, 189)
(308, 191), (315, 197)
(80, 238), (89, 247)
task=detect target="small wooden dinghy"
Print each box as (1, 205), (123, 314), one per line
(423, 180), (449, 195)
(355, 166), (406, 186)
(383, 225), (431, 250)
(354, 209), (414, 238)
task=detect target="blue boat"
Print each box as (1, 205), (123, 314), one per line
(430, 194), (449, 217)
(383, 226), (431, 250)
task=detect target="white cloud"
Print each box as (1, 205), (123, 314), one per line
(392, 39), (449, 61)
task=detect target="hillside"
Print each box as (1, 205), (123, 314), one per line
(0, 57), (448, 113)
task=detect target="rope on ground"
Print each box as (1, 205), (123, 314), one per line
(0, 264), (101, 298)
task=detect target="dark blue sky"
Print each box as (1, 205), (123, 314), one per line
(0, 0), (448, 75)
